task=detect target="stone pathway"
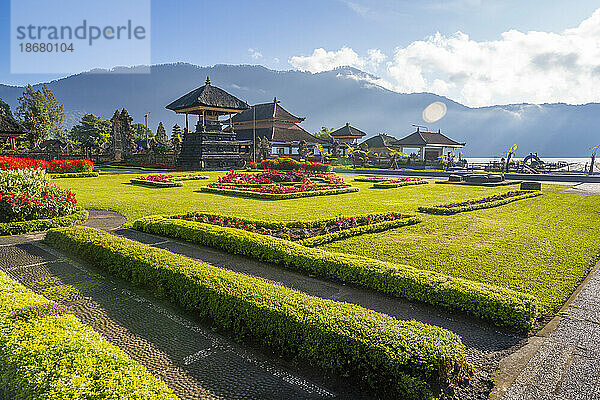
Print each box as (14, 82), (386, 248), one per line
(562, 182), (600, 196)
(492, 261), (600, 400)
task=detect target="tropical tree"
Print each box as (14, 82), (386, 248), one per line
(314, 126), (333, 142)
(15, 85), (66, 147)
(132, 123), (153, 140)
(69, 113), (112, 150)
(0, 98), (12, 118)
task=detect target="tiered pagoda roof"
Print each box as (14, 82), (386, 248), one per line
(166, 77), (249, 114)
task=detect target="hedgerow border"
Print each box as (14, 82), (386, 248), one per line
(44, 226), (471, 398)
(50, 171), (99, 178)
(418, 191), (542, 215)
(0, 207), (88, 236)
(372, 180), (428, 189)
(132, 215), (539, 331)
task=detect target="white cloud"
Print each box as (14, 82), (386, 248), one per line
(289, 46), (386, 74)
(248, 48), (263, 60)
(288, 8), (600, 107)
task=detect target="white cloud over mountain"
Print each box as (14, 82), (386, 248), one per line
(289, 8), (600, 107)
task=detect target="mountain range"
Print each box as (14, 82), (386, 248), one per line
(0, 63), (597, 157)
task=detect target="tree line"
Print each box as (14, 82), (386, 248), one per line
(0, 85), (152, 150)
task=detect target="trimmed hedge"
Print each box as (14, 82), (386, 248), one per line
(132, 216), (539, 332)
(0, 207), (88, 236)
(373, 180), (428, 189)
(298, 217), (420, 247)
(45, 226), (470, 399)
(130, 178), (183, 188)
(418, 191), (542, 215)
(200, 185), (359, 200)
(0, 270), (177, 399)
(50, 171), (100, 178)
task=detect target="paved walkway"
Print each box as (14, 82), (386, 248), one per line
(492, 260), (600, 400)
(562, 182), (600, 196)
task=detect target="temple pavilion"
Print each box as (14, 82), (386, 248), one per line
(331, 123), (367, 155)
(166, 77), (250, 170)
(395, 128), (465, 161)
(229, 98), (329, 156)
(0, 111), (26, 150)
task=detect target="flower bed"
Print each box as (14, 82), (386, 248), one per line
(353, 176), (391, 182)
(0, 270), (177, 399)
(45, 226), (471, 398)
(0, 169), (78, 223)
(130, 173), (208, 188)
(419, 190), (542, 215)
(249, 157), (331, 172)
(202, 170), (357, 199)
(175, 211), (419, 245)
(372, 178), (427, 188)
(132, 215), (539, 332)
(0, 157), (93, 173)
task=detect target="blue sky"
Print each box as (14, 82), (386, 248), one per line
(1, 0), (599, 106)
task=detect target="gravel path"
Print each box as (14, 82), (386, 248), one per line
(562, 182), (600, 196)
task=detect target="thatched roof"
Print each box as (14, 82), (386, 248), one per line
(166, 77), (249, 113)
(0, 112), (26, 136)
(331, 123), (366, 138)
(236, 125), (329, 144)
(360, 133), (400, 148)
(395, 129), (465, 147)
(231, 98), (304, 123)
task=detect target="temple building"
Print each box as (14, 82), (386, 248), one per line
(395, 128), (465, 161)
(331, 123), (366, 145)
(331, 123), (367, 155)
(229, 98), (329, 156)
(359, 133), (402, 157)
(0, 111), (26, 150)
(166, 77), (249, 170)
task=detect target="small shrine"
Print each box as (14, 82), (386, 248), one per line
(166, 77), (249, 170)
(109, 108), (137, 161)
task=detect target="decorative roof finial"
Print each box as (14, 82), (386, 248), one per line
(273, 96), (277, 103)
(205, 76), (211, 85)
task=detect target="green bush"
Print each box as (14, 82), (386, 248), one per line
(373, 180), (428, 189)
(132, 216), (539, 331)
(418, 191), (542, 215)
(130, 178), (183, 188)
(0, 270), (177, 399)
(0, 207), (88, 236)
(50, 171), (99, 178)
(45, 226), (471, 399)
(200, 185), (358, 199)
(298, 217), (420, 247)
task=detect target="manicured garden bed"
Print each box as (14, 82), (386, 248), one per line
(130, 173), (208, 188)
(0, 270), (177, 399)
(132, 215), (539, 331)
(50, 171), (99, 178)
(418, 190), (542, 214)
(372, 178), (428, 188)
(249, 157), (331, 172)
(201, 170), (358, 199)
(174, 211), (419, 245)
(0, 207), (88, 236)
(45, 226), (471, 399)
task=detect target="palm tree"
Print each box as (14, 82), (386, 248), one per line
(387, 148), (407, 169)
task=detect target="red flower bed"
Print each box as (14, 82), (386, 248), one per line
(249, 158), (331, 173)
(0, 157), (93, 173)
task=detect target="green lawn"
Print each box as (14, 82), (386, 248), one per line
(58, 172), (600, 316)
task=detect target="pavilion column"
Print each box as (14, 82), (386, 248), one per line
(185, 113), (189, 132)
(9, 137), (15, 150)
